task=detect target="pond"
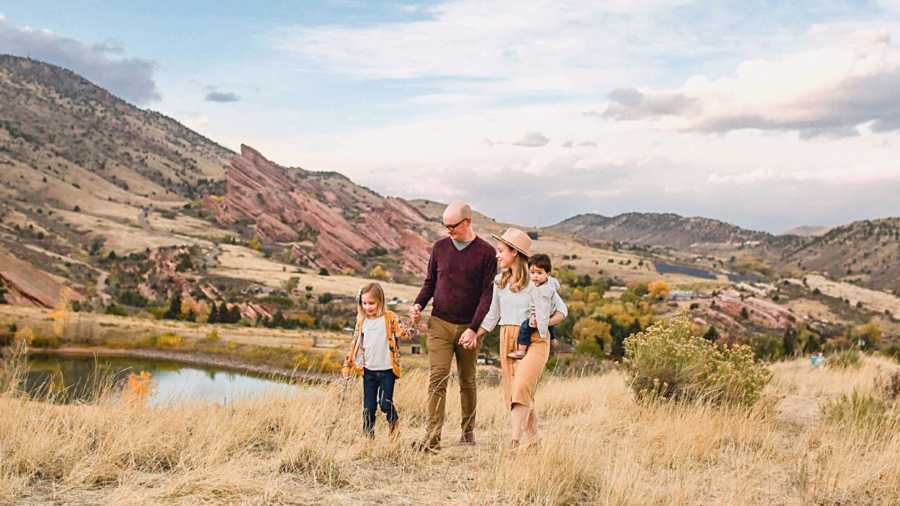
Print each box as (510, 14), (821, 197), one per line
(24, 354), (302, 406)
(654, 262), (719, 280)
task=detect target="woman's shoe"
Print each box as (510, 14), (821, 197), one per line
(507, 350), (526, 360)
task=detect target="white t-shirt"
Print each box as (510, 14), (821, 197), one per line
(361, 317), (393, 371)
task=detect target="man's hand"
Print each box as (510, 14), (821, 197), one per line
(459, 328), (478, 349)
(410, 304), (422, 326)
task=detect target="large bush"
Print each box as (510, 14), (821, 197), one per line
(623, 315), (771, 406)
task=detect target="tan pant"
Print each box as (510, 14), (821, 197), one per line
(425, 316), (477, 445)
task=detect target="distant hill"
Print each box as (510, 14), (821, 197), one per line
(783, 225), (831, 237)
(549, 212), (789, 250)
(0, 55), (235, 306)
(549, 212), (900, 294)
(779, 218), (900, 294)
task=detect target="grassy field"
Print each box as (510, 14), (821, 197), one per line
(2, 349), (899, 504)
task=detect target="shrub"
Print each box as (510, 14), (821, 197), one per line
(623, 315), (771, 406)
(827, 348), (862, 370)
(823, 390), (896, 430)
(104, 304), (129, 317)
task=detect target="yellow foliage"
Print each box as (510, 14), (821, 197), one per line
(295, 312), (316, 328)
(648, 280), (670, 300)
(49, 298), (71, 339)
(856, 321), (882, 347)
(567, 301), (587, 316)
(249, 236), (263, 252)
(14, 326), (35, 344)
(573, 317), (612, 350)
(123, 371), (153, 403)
(571, 288), (584, 302)
(368, 264), (392, 281)
(599, 304), (625, 319)
(156, 333), (183, 348)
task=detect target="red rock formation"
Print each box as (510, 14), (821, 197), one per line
(207, 145), (436, 278)
(0, 251), (83, 308)
(710, 289), (796, 330)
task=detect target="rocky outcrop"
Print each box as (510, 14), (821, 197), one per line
(709, 289), (796, 330)
(0, 251), (83, 308)
(207, 145), (435, 278)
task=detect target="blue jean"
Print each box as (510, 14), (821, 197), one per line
(518, 319), (556, 347)
(363, 368), (398, 436)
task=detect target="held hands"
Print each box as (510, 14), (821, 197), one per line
(459, 328), (478, 349)
(410, 304), (422, 326)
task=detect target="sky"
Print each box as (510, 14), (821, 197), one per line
(1, 0), (899, 233)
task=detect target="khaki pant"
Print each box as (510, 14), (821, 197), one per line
(425, 316), (477, 445)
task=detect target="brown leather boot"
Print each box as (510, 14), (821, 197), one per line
(459, 432), (476, 445)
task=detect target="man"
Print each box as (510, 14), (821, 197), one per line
(410, 201), (497, 451)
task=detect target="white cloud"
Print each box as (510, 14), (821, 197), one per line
(599, 27), (900, 137)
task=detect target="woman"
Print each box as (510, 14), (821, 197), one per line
(476, 228), (567, 448)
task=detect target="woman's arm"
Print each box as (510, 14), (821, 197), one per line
(479, 284), (501, 333)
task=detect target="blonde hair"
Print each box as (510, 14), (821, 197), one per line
(498, 252), (529, 293)
(357, 282), (386, 319)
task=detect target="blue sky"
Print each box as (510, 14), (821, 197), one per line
(1, 1), (899, 232)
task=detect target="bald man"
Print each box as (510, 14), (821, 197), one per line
(410, 201), (497, 451)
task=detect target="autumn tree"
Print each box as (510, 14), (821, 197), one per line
(648, 279), (670, 300)
(573, 317), (612, 354)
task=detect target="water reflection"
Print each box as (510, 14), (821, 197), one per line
(25, 354), (300, 406)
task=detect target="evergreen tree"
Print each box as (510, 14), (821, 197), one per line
(273, 310), (287, 328)
(227, 305), (242, 324)
(783, 327), (798, 357)
(208, 302), (219, 324)
(164, 292), (183, 320)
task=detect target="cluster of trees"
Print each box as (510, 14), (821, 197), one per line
(206, 301), (242, 324)
(709, 319), (885, 363)
(553, 269), (659, 361)
(258, 310), (316, 329)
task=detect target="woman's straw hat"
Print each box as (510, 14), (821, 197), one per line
(490, 227), (532, 257)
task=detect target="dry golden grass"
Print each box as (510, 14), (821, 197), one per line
(212, 244), (422, 301)
(802, 274), (900, 317)
(2, 354), (900, 504)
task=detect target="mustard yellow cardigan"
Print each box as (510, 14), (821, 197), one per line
(341, 309), (408, 379)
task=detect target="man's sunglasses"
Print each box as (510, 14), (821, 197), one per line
(443, 218), (469, 231)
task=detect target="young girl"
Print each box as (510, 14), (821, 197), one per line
(341, 282), (408, 439)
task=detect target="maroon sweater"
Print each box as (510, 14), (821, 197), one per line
(414, 236), (497, 331)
